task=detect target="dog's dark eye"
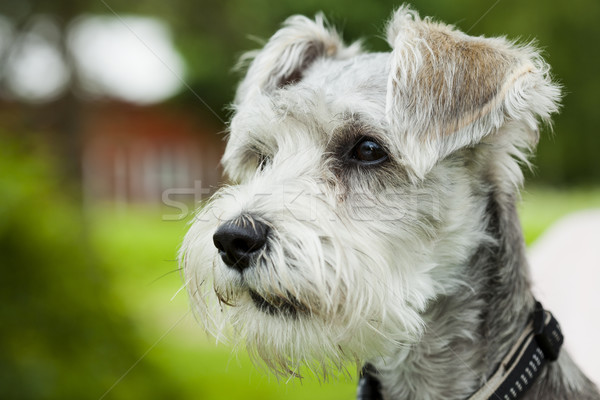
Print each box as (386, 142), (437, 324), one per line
(351, 138), (388, 165)
(257, 154), (271, 171)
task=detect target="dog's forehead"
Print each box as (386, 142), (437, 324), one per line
(230, 52), (390, 147)
(302, 52), (390, 107)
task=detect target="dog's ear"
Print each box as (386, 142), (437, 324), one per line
(385, 6), (561, 180)
(235, 14), (361, 105)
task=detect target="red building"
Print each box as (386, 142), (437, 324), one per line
(81, 101), (224, 209)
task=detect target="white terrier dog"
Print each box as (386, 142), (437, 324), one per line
(181, 6), (600, 400)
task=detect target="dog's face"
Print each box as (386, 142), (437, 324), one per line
(181, 7), (559, 377)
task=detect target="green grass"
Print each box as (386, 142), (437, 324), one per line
(87, 187), (600, 400)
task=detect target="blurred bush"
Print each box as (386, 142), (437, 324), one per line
(0, 135), (183, 400)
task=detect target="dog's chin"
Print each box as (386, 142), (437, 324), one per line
(200, 250), (427, 378)
(203, 275), (427, 379)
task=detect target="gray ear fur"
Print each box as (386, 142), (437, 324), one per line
(235, 14), (362, 105)
(385, 6), (561, 180)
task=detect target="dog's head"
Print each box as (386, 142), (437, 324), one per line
(181, 7), (560, 377)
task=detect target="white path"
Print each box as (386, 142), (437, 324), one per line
(529, 209), (600, 387)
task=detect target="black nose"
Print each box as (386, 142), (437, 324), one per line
(213, 217), (268, 272)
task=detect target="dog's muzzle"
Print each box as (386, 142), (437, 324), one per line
(212, 216), (268, 272)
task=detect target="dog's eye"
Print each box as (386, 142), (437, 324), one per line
(351, 138), (388, 165)
(257, 154), (271, 171)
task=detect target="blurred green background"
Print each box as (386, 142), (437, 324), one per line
(0, 0), (598, 399)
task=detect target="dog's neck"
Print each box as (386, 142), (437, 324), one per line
(371, 186), (591, 400)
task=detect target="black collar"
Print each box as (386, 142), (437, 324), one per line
(357, 301), (564, 400)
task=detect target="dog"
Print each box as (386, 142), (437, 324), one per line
(180, 6), (600, 400)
